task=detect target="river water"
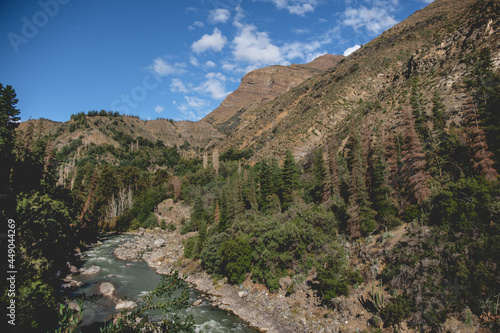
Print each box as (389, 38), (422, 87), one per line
(71, 234), (257, 332)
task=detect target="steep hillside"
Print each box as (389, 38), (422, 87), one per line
(214, 0), (499, 162)
(202, 54), (344, 133)
(19, 114), (225, 153)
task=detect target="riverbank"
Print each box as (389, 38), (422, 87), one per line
(113, 227), (368, 333)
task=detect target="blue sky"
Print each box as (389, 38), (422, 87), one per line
(1, 0), (433, 122)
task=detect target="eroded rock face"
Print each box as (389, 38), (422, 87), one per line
(202, 54), (344, 130)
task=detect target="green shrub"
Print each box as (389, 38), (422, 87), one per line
(200, 233), (231, 275)
(219, 236), (252, 284)
(380, 295), (416, 328)
(183, 236), (197, 259)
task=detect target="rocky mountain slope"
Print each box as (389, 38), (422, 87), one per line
(19, 116), (225, 154)
(212, 0), (499, 162)
(19, 54), (344, 160)
(19, 0), (499, 166)
(202, 54), (344, 133)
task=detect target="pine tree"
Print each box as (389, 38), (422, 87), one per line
(171, 176), (182, 201)
(218, 185), (235, 232)
(214, 199), (220, 224)
(0, 84), (20, 203)
(281, 150), (299, 210)
(258, 160), (273, 211)
(191, 194), (206, 231)
(401, 111), (432, 204)
(466, 48), (500, 167)
(311, 148), (328, 204)
(410, 78), (428, 141)
(346, 133), (376, 237)
(212, 148), (219, 175)
(463, 98), (498, 181)
(370, 140), (398, 230)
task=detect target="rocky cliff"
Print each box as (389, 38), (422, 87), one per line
(202, 54), (344, 133)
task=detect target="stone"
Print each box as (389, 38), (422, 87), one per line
(192, 299), (202, 306)
(238, 291), (248, 298)
(67, 302), (81, 312)
(80, 265), (101, 275)
(99, 282), (115, 297)
(66, 262), (79, 274)
(149, 251), (164, 262)
(279, 276), (293, 292)
(154, 238), (166, 247)
(115, 300), (137, 310)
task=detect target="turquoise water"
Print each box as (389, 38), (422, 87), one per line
(71, 234), (257, 332)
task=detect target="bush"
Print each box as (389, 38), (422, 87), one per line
(380, 295), (416, 328)
(219, 236), (252, 284)
(183, 236), (198, 259)
(200, 233), (231, 275)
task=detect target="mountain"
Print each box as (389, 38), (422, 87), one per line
(202, 54), (344, 133)
(8, 0), (500, 331)
(210, 0), (499, 162)
(19, 115), (225, 153)
(19, 54), (344, 157)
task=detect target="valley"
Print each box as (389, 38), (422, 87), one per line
(1, 0), (499, 331)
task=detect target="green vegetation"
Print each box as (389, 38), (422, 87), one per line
(55, 272), (194, 333)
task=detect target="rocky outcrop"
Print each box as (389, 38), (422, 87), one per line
(203, 54), (344, 132)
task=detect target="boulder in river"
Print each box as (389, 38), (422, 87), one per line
(99, 282), (115, 297)
(115, 300), (137, 310)
(80, 266), (102, 275)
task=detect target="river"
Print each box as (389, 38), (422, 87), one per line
(71, 234), (257, 332)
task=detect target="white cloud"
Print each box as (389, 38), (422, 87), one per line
(263, 0), (318, 16)
(422, 0), (434, 3)
(232, 24), (282, 66)
(343, 44), (361, 56)
(170, 78), (189, 93)
(343, 6), (398, 34)
(293, 28), (310, 35)
(281, 40), (323, 62)
(188, 21), (205, 31)
(154, 105), (164, 113)
(209, 9), (231, 24)
(205, 60), (216, 68)
(288, 3), (315, 16)
(191, 28), (228, 53)
(150, 58), (185, 76)
(222, 63), (239, 72)
(195, 72), (229, 100)
(190, 56), (199, 67)
(177, 96), (211, 121)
